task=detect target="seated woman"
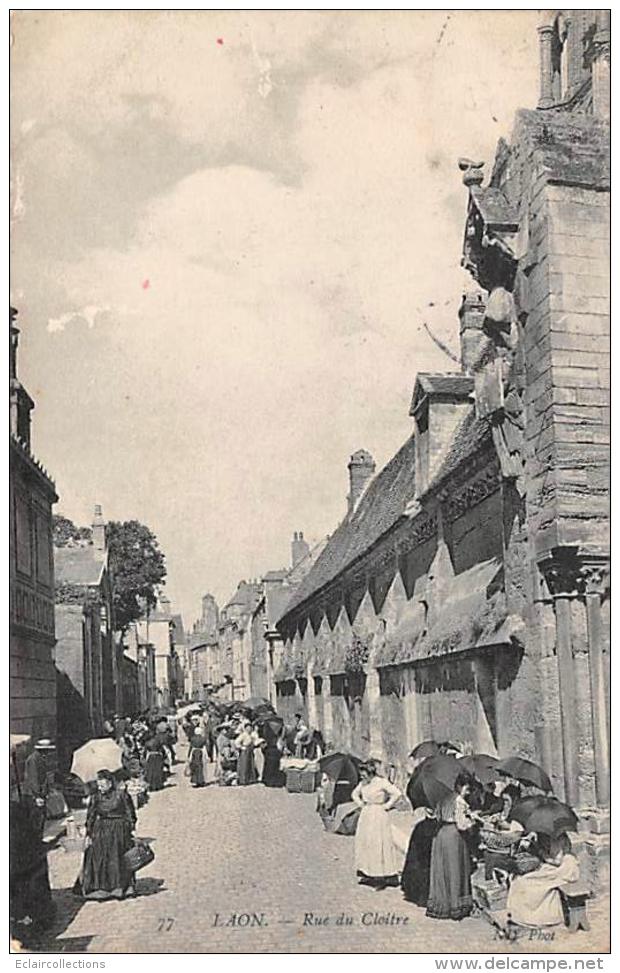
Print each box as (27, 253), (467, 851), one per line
(507, 833), (579, 928)
(481, 785), (524, 880)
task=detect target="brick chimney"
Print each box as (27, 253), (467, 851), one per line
(458, 291), (488, 374)
(347, 450), (376, 513)
(92, 504), (106, 553)
(291, 531), (310, 568)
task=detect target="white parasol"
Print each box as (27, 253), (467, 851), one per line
(70, 738), (123, 782)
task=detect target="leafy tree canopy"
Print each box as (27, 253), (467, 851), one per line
(106, 520), (167, 632)
(52, 514), (92, 547)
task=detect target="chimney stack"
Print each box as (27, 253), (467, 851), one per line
(291, 531), (310, 568)
(92, 504), (106, 553)
(347, 450), (376, 514)
(458, 292), (487, 374)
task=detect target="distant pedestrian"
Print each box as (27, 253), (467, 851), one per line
(187, 734), (208, 787)
(235, 721), (261, 786)
(292, 714), (312, 758)
(142, 739), (165, 792)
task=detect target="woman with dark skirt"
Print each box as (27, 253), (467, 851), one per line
(262, 736), (285, 787)
(78, 770), (136, 901)
(143, 739), (165, 792)
(426, 773), (479, 920)
(401, 809), (439, 907)
(235, 721), (260, 786)
(187, 734), (207, 787)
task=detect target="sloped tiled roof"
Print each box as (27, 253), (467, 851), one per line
(224, 580), (263, 614)
(54, 544), (105, 587)
(427, 410), (493, 492)
(411, 374), (474, 413)
(470, 186), (519, 227)
(281, 435), (417, 617)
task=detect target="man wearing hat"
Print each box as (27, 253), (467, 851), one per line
(23, 740), (55, 838)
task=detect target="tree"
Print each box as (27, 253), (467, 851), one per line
(106, 520), (167, 632)
(52, 514), (92, 547)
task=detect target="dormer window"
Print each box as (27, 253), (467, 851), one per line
(410, 374), (474, 499)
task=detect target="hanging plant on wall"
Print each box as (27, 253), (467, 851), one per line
(344, 634), (370, 674)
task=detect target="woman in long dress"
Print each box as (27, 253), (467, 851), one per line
(262, 725), (285, 787)
(79, 770), (136, 901)
(143, 739), (165, 792)
(426, 772), (478, 920)
(187, 734), (207, 788)
(401, 810), (439, 906)
(507, 834), (579, 927)
(351, 760), (402, 889)
(236, 722), (260, 786)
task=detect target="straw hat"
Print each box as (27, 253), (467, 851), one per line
(35, 738), (55, 750)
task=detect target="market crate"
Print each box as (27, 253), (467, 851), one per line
(286, 767), (320, 793)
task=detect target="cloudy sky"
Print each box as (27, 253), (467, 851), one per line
(10, 10), (540, 624)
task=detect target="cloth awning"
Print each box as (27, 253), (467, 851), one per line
(375, 558), (524, 668)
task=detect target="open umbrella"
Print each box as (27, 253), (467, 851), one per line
(241, 697), (272, 712)
(511, 796), (578, 837)
(319, 752), (362, 787)
(497, 757), (552, 793)
(70, 738), (123, 782)
(458, 753), (501, 785)
(410, 740), (441, 760)
(407, 754), (462, 809)
(256, 713), (284, 743)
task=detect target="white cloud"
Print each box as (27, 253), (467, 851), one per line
(47, 304), (109, 333)
(11, 10), (540, 622)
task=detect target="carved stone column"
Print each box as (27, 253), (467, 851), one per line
(537, 24), (556, 108)
(365, 667), (383, 758)
(539, 552), (580, 806)
(585, 15), (611, 120)
(581, 560), (610, 806)
(306, 662), (317, 729)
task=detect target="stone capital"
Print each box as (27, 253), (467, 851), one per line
(579, 558), (610, 597)
(538, 548), (582, 598)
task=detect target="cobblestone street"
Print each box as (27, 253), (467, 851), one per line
(27, 750), (608, 954)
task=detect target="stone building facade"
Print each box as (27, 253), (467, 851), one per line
(251, 532), (327, 704)
(136, 594), (184, 709)
(54, 506), (116, 769)
(276, 7), (609, 838)
(188, 594), (221, 701)
(9, 307), (58, 745)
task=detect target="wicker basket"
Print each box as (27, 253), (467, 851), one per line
(286, 767), (320, 793)
(480, 828), (520, 853)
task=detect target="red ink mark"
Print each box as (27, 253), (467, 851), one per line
(142, 279), (150, 290)
(217, 38), (224, 45)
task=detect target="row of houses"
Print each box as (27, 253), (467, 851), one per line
(186, 532), (325, 704)
(268, 8), (610, 820)
(190, 20), (608, 841)
(9, 306), (187, 773)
